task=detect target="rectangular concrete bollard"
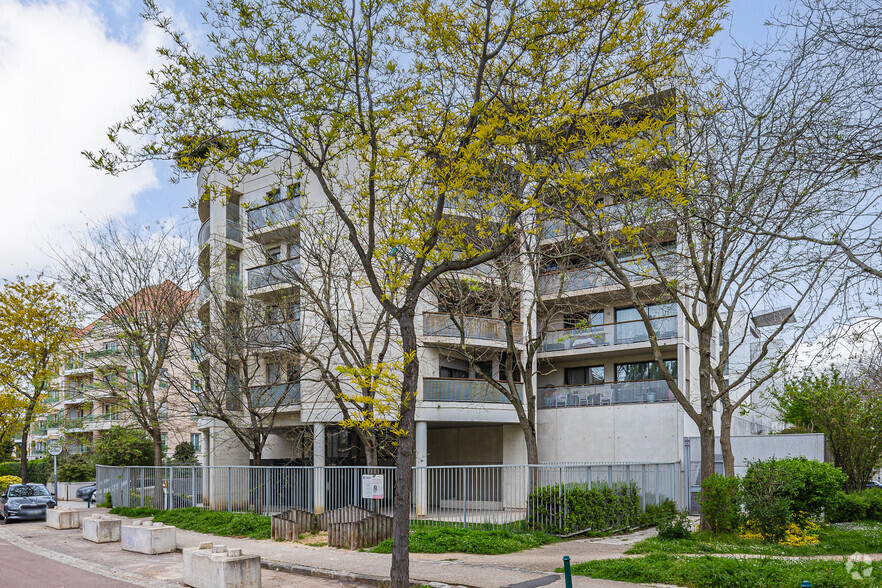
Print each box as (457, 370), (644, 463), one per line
(46, 508), (82, 530)
(82, 514), (122, 543)
(121, 520), (177, 554)
(183, 541), (261, 588)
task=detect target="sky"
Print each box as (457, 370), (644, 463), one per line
(0, 0), (782, 281)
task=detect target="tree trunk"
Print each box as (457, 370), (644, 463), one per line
(698, 418), (716, 530)
(19, 403), (36, 484)
(696, 329), (716, 531)
(153, 431), (164, 508)
(390, 314), (418, 588)
(719, 408), (735, 477)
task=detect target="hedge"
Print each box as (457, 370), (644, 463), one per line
(829, 489), (882, 523)
(527, 482), (641, 535)
(0, 459), (50, 484)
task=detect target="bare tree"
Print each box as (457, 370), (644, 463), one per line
(53, 220), (197, 479)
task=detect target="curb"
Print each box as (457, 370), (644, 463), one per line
(261, 559), (464, 588)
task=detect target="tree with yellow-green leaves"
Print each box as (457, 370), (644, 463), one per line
(0, 393), (30, 460)
(0, 278), (78, 483)
(85, 0), (726, 583)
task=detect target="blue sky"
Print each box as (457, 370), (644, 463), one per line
(0, 0), (784, 281)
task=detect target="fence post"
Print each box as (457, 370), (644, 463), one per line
(192, 466), (196, 508)
(462, 468), (467, 528)
(607, 465), (613, 486)
(228, 466), (232, 512)
(640, 465), (646, 511)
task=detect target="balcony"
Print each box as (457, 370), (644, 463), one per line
(423, 313), (522, 346)
(247, 199), (299, 234)
(423, 378), (522, 404)
(540, 316), (677, 354)
(247, 257), (299, 291)
(33, 426), (48, 437)
(538, 379), (674, 409)
(248, 321), (300, 348)
(248, 382), (300, 408)
(64, 417), (86, 431)
(199, 218), (211, 248)
(538, 255), (676, 297)
(84, 413), (123, 431)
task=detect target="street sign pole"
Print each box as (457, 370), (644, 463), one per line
(48, 443), (62, 499)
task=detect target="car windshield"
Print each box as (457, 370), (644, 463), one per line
(8, 485), (50, 498)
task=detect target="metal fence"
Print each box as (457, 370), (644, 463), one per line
(98, 462), (680, 529)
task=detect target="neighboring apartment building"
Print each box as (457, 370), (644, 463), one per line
(25, 286), (202, 461)
(195, 161), (775, 476)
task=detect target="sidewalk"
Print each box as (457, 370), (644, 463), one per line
(7, 504), (657, 587)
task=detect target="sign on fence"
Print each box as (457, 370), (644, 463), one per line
(361, 475), (384, 499)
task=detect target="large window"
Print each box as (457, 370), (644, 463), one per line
(616, 359), (677, 381)
(565, 365), (605, 385)
(439, 366), (468, 379)
(614, 303), (677, 343)
(191, 433), (201, 453)
(563, 311), (603, 329)
(615, 303), (676, 323)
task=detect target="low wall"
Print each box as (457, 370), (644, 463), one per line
(48, 481), (94, 501)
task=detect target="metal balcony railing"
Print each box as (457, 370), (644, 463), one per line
(247, 320), (301, 347)
(539, 379), (674, 409)
(198, 218), (211, 247)
(423, 313), (522, 344)
(538, 255), (677, 296)
(540, 316), (677, 353)
(422, 378), (522, 403)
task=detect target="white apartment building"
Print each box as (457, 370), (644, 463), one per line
(195, 162), (775, 476)
(25, 287), (202, 460)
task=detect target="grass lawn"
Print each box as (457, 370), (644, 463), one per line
(627, 522), (882, 557)
(563, 553), (876, 588)
(109, 507), (271, 540)
(372, 526), (559, 555)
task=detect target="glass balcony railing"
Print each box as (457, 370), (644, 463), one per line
(247, 257), (299, 290)
(423, 313), (522, 344)
(540, 316), (677, 353)
(538, 379), (674, 409)
(198, 219), (211, 247)
(248, 321), (300, 347)
(422, 378), (522, 404)
(226, 219), (242, 243)
(247, 198), (300, 232)
(538, 255), (677, 296)
(248, 382), (300, 408)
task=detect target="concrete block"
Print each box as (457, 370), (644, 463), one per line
(46, 508), (82, 530)
(121, 520), (177, 554)
(82, 514), (122, 543)
(183, 541), (261, 588)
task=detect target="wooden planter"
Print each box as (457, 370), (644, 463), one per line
(270, 508), (314, 541)
(324, 505), (392, 550)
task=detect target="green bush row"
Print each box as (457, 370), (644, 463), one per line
(526, 482), (642, 535)
(829, 489), (882, 523)
(0, 459), (51, 484)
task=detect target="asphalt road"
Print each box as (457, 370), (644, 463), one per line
(0, 532), (137, 587)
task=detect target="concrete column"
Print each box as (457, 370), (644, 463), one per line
(414, 421), (428, 517)
(312, 423), (326, 514)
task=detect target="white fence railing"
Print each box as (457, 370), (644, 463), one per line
(97, 462), (681, 529)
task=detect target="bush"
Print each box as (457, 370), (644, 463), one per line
(698, 474), (741, 533)
(109, 507), (271, 540)
(527, 482), (641, 535)
(0, 475), (22, 493)
(373, 526), (558, 554)
(741, 457), (846, 541)
(0, 459), (50, 484)
(657, 512), (693, 540)
(640, 499), (678, 527)
(97, 492), (113, 508)
(93, 427), (154, 467)
(829, 489), (882, 523)
(57, 453), (95, 482)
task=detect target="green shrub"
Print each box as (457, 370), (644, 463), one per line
(0, 459), (50, 483)
(527, 482), (641, 535)
(741, 457), (846, 541)
(57, 453), (95, 482)
(657, 512), (693, 540)
(97, 492), (113, 508)
(93, 427), (154, 467)
(373, 526), (558, 554)
(110, 507), (270, 539)
(640, 500), (678, 527)
(829, 489), (882, 523)
(698, 474), (741, 533)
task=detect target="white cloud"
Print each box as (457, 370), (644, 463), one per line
(0, 0), (163, 277)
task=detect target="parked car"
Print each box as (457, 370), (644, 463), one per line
(0, 484), (57, 522)
(865, 481), (882, 490)
(76, 484), (97, 501)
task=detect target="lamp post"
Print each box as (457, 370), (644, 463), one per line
(47, 442), (62, 501)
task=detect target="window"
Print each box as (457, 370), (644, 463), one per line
(190, 433), (201, 453)
(267, 246), (282, 263)
(286, 363), (300, 383)
(190, 377), (202, 393)
(266, 362), (281, 385)
(158, 368), (169, 389)
(565, 366), (605, 385)
(190, 342), (201, 361)
(615, 359), (677, 381)
(439, 366), (468, 379)
(104, 341), (118, 352)
(564, 311), (604, 329)
(160, 433), (167, 451)
(615, 303), (676, 323)
(158, 336), (168, 354)
(499, 352), (522, 382)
